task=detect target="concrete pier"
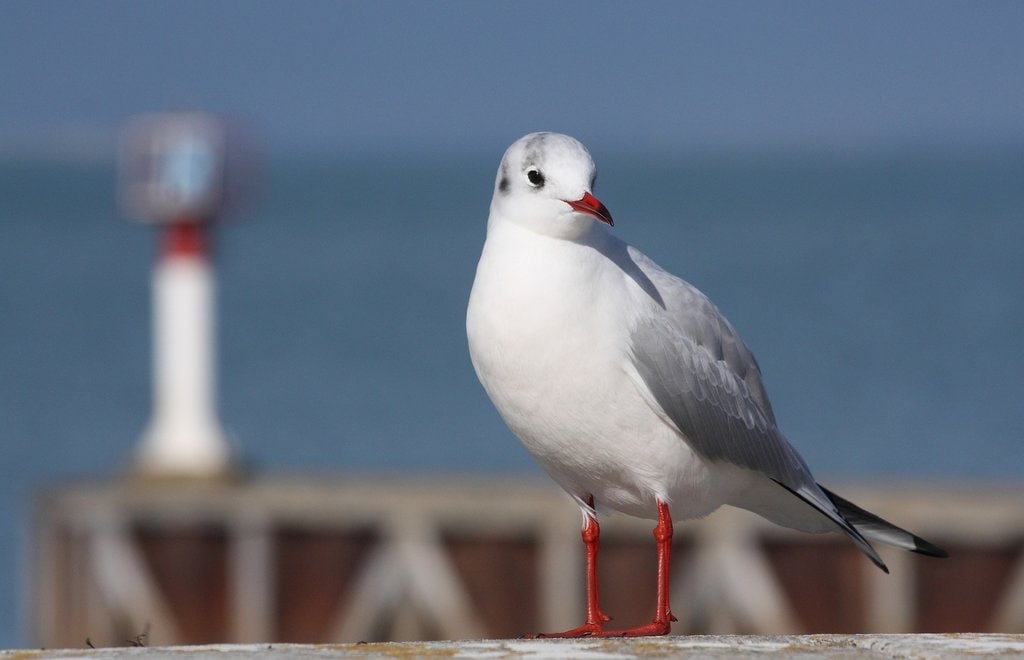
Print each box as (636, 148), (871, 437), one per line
(5, 635), (1024, 658)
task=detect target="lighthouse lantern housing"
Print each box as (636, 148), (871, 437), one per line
(118, 112), (227, 224)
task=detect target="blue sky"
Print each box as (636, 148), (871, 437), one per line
(2, 1), (1023, 158)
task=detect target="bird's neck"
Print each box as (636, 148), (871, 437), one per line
(488, 207), (608, 245)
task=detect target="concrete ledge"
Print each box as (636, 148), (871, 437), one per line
(4, 635), (1024, 658)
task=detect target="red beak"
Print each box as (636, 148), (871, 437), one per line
(566, 192), (614, 227)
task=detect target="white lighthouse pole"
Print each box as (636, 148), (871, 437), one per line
(135, 221), (230, 476)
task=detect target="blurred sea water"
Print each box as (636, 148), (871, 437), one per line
(1, 144), (1022, 645)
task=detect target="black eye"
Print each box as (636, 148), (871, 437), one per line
(526, 168), (545, 187)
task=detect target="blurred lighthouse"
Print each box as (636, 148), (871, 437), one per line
(118, 112), (242, 477)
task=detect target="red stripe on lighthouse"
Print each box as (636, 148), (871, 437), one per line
(162, 222), (207, 258)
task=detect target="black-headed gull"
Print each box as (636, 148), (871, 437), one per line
(466, 132), (946, 637)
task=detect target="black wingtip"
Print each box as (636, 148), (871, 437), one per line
(817, 484), (949, 561)
(865, 546), (890, 573)
(912, 536), (949, 559)
(770, 479), (889, 572)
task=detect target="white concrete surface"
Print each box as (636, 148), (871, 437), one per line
(6, 634), (1024, 659)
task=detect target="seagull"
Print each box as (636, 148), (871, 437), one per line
(466, 132), (947, 638)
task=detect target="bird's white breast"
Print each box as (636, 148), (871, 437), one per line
(467, 221), (723, 520)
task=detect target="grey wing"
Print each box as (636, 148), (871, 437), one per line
(630, 307), (813, 489)
(626, 261), (888, 569)
(622, 249), (801, 484)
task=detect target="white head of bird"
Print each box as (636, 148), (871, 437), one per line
(488, 132), (613, 241)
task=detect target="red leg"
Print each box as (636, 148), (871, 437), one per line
(529, 497), (610, 638)
(581, 506), (613, 628)
(529, 499), (675, 638)
(614, 499), (676, 636)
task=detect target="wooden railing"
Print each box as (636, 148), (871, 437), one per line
(29, 476), (1024, 647)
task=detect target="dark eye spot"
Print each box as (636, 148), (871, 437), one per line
(526, 168), (545, 187)
(498, 176), (509, 193)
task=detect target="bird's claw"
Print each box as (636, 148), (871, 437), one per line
(527, 617), (671, 638)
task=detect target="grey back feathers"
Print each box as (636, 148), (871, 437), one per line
(625, 254), (945, 571)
